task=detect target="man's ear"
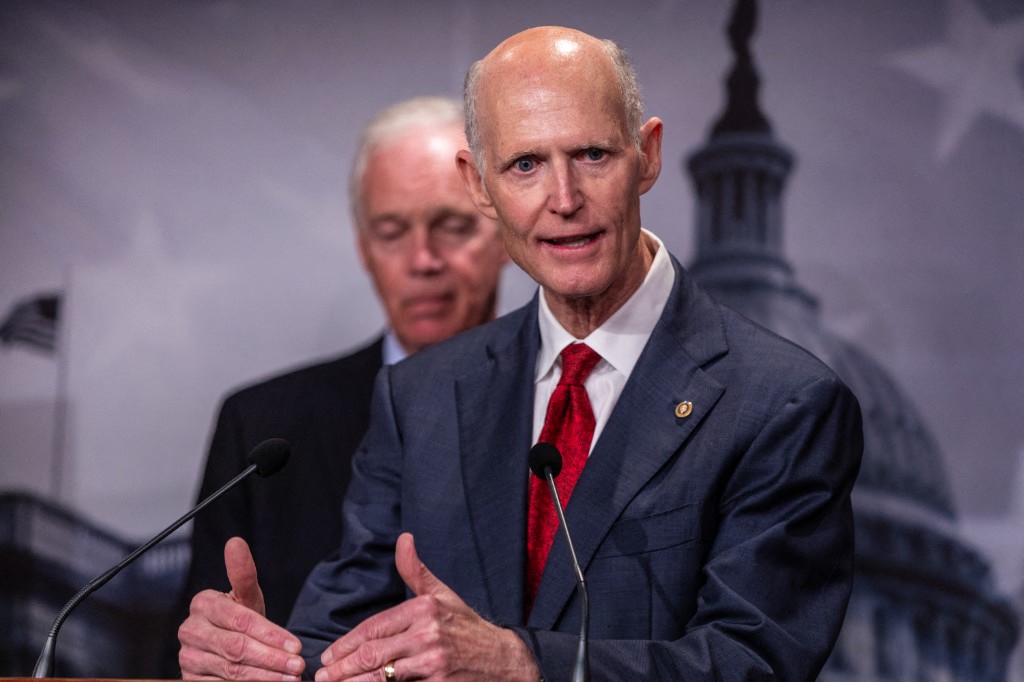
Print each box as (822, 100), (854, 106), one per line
(637, 117), (663, 196)
(456, 150), (498, 220)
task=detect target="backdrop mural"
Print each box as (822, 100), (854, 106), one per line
(1, 0), (1022, 677)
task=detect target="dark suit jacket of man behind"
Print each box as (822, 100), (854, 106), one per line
(289, 256), (863, 680)
(183, 338), (382, 624)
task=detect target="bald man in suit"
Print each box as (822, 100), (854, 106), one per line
(178, 29), (861, 681)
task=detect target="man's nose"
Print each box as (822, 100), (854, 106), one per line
(408, 225), (445, 274)
(547, 161), (583, 217)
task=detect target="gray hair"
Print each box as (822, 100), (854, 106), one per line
(463, 37), (644, 176)
(349, 96), (464, 228)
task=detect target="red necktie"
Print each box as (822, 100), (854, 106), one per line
(526, 343), (602, 611)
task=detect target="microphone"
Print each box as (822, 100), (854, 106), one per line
(529, 442), (589, 682)
(31, 438), (291, 678)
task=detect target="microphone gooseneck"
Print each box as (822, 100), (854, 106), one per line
(31, 438), (291, 678)
(528, 442), (590, 682)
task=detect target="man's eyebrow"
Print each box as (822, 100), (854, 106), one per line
(494, 152), (532, 170)
(572, 138), (620, 152)
(426, 208), (478, 226)
(429, 207), (476, 218)
(369, 212), (402, 222)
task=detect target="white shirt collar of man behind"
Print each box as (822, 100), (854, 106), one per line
(382, 332), (408, 366)
(532, 229), (674, 451)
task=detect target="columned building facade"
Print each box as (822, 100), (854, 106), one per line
(684, 2), (1018, 679)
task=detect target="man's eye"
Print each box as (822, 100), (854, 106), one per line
(584, 148), (605, 161)
(368, 222), (406, 242)
(437, 218), (476, 238)
(514, 158), (536, 172)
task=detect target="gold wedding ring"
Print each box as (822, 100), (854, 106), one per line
(383, 660), (397, 682)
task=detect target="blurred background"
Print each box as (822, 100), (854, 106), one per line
(1, 0), (1022, 678)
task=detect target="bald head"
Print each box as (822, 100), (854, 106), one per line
(464, 26), (643, 175)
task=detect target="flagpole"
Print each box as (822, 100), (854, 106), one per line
(50, 267), (71, 499)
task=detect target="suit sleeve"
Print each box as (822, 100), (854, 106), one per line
(511, 375), (863, 681)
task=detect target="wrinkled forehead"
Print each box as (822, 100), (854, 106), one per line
(476, 54), (626, 142)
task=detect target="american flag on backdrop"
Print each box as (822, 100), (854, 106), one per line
(0, 292), (62, 354)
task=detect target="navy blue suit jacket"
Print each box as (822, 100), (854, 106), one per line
(289, 257), (862, 680)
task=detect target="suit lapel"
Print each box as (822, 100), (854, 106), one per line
(456, 302), (540, 625)
(528, 259), (729, 629)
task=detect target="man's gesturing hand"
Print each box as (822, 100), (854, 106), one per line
(314, 532), (540, 681)
(178, 536), (306, 680)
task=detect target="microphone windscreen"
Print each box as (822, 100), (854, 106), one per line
(529, 442), (562, 479)
(248, 438), (291, 477)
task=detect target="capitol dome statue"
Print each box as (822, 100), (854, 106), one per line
(684, 1), (1018, 679)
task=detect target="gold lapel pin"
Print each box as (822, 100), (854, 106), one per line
(674, 400), (693, 419)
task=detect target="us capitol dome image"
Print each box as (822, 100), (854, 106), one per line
(683, 1), (1018, 679)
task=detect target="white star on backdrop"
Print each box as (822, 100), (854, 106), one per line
(67, 209), (230, 378)
(887, 0), (1024, 160)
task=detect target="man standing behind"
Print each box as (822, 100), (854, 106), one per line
(178, 28), (861, 681)
(179, 96), (508, 627)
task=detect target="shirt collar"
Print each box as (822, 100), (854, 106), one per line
(382, 330), (408, 366)
(535, 229), (674, 382)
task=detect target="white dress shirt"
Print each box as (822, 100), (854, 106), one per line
(532, 230), (675, 452)
(382, 331), (408, 366)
